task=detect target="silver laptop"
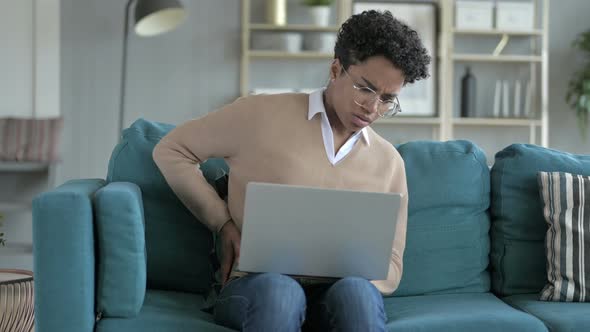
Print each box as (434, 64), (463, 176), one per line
(237, 182), (402, 280)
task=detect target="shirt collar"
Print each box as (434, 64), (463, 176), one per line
(308, 89), (370, 146)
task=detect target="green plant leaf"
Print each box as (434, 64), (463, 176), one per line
(303, 0), (334, 6)
(579, 95), (588, 109)
(566, 29), (590, 139)
(0, 214), (4, 246)
(578, 106), (589, 139)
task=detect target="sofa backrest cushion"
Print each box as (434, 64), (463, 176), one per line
(107, 119), (228, 294)
(94, 182), (146, 317)
(490, 144), (590, 296)
(393, 140), (491, 296)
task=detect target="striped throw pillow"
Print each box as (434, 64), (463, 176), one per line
(538, 171), (590, 302)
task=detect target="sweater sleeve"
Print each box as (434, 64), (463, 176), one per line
(152, 97), (253, 233)
(371, 154), (408, 295)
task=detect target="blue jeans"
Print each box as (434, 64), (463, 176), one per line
(213, 273), (387, 332)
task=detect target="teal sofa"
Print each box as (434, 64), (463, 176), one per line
(32, 119), (590, 332)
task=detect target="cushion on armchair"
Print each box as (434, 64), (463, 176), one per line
(106, 119), (229, 294)
(94, 182), (147, 318)
(393, 140), (491, 296)
(490, 144), (590, 296)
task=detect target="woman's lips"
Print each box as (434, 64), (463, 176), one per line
(352, 114), (370, 127)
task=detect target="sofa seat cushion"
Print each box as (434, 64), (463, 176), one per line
(504, 294), (590, 332)
(96, 290), (233, 332)
(384, 293), (547, 332)
(394, 140), (491, 296)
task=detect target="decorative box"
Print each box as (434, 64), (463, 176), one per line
(496, 1), (535, 31)
(456, 1), (494, 30)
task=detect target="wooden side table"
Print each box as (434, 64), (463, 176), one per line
(0, 269), (34, 332)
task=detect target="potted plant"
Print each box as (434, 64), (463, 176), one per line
(566, 29), (590, 138)
(0, 213), (5, 246)
(303, 0), (334, 27)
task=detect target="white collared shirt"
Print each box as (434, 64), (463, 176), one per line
(308, 89), (370, 165)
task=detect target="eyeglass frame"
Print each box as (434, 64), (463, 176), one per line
(340, 65), (402, 117)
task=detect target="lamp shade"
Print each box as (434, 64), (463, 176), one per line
(134, 0), (187, 37)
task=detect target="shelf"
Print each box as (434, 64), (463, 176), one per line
(248, 50), (333, 59)
(453, 118), (542, 127)
(452, 28), (543, 36)
(0, 202), (30, 213)
(375, 117), (441, 125)
(0, 162), (50, 172)
(373, 116), (542, 129)
(453, 54), (542, 63)
(0, 242), (33, 255)
(250, 24), (339, 32)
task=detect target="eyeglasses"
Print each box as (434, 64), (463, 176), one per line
(341, 66), (402, 117)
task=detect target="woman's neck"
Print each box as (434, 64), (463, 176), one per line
(322, 87), (352, 138)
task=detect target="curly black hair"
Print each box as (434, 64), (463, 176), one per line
(334, 10), (431, 85)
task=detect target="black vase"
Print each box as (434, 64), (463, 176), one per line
(460, 67), (477, 118)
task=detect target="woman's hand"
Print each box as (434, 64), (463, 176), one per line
(219, 220), (241, 284)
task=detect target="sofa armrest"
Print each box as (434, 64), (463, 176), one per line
(33, 179), (106, 332)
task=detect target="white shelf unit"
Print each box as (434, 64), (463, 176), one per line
(241, 0), (355, 97)
(453, 118), (542, 126)
(248, 50), (334, 59)
(452, 54), (543, 63)
(452, 28), (543, 36)
(239, 0), (549, 147)
(250, 23), (340, 32)
(378, 117), (442, 126)
(440, 0), (549, 147)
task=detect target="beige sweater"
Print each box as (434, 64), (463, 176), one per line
(152, 93), (408, 295)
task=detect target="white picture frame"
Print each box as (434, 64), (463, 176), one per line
(353, 1), (438, 117)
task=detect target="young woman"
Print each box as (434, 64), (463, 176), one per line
(153, 9), (430, 332)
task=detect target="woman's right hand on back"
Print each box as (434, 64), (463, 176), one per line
(219, 220), (241, 285)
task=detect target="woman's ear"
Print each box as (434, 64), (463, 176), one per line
(330, 58), (341, 81)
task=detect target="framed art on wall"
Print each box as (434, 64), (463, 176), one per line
(353, 1), (438, 117)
